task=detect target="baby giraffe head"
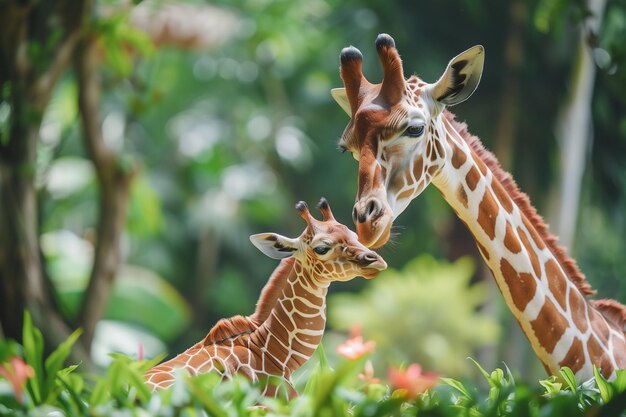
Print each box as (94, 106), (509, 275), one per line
(250, 198), (387, 284)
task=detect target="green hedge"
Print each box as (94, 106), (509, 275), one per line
(2, 313), (626, 416)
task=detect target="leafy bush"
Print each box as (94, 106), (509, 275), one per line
(3, 311), (626, 416)
(328, 255), (500, 376)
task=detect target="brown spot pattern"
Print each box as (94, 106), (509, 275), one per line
(500, 258), (537, 312)
(569, 291), (589, 333)
(587, 336), (613, 378)
(466, 166), (480, 191)
(457, 185), (468, 208)
(477, 188), (498, 240)
(504, 223), (521, 253)
(473, 153), (488, 175)
(518, 228), (541, 277)
(558, 338), (584, 374)
(412, 157), (424, 180)
(434, 139), (445, 159)
(476, 241), (490, 261)
(589, 308), (611, 346)
(522, 216), (546, 250)
(545, 259), (568, 311)
(530, 298), (568, 354)
(451, 147), (467, 169)
(491, 180), (513, 213)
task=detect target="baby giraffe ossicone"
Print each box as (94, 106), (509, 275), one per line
(144, 198), (387, 398)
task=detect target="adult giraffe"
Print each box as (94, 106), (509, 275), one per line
(331, 33), (626, 380)
(145, 199), (386, 397)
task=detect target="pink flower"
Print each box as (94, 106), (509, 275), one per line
(359, 359), (381, 384)
(138, 342), (145, 361)
(388, 363), (439, 399)
(336, 325), (376, 360)
(0, 357), (35, 404)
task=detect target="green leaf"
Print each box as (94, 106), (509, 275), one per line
(43, 328), (82, 402)
(468, 357), (491, 383)
(0, 340), (22, 363)
(22, 311), (44, 404)
(613, 369), (626, 394)
(559, 367), (577, 393)
(539, 376), (563, 397)
(441, 377), (473, 400)
(594, 365), (614, 403)
(186, 376), (230, 417)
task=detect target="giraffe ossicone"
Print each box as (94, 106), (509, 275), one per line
(144, 198), (386, 397)
(333, 33), (626, 381)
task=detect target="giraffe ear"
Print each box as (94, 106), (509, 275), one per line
(250, 233), (299, 259)
(331, 88), (352, 116)
(429, 45), (484, 106)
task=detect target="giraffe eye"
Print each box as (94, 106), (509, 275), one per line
(405, 124), (425, 138)
(314, 246), (331, 255)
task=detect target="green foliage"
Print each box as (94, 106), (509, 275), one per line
(42, 231), (191, 342)
(4, 316), (626, 416)
(328, 255), (500, 376)
(20, 312), (82, 407)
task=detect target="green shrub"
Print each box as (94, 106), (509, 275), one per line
(2, 312), (626, 416)
(328, 255), (500, 376)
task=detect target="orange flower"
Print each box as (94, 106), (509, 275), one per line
(336, 325), (376, 360)
(388, 363), (438, 399)
(0, 356), (35, 404)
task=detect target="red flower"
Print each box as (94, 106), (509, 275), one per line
(388, 363), (438, 399)
(0, 356), (35, 404)
(336, 325), (376, 360)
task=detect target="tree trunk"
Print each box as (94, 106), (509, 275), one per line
(75, 37), (136, 351)
(0, 1), (91, 365)
(551, 0), (606, 249)
(0, 83), (42, 341)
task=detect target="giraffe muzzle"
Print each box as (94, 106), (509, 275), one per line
(353, 197), (393, 249)
(356, 251), (387, 278)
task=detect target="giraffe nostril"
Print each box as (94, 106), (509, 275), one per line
(354, 199), (381, 224)
(358, 251), (379, 265)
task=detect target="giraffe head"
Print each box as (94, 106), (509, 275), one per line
(332, 34), (484, 248)
(250, 198), (387, 283)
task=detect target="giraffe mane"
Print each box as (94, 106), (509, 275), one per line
(592, 299), (626, 331)
(251, 257), (296, 323)
(203, 315), (257, 345)
(443, 110), (596, 297)
(202, 257), (296, 345)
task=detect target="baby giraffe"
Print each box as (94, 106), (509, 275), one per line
(144, 198), (387, 397)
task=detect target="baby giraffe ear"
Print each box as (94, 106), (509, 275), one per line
(250, 233), (299, 259)
(429, 45), (484, 106)
(331, 88), (352, 116)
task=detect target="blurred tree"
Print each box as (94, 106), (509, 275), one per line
(0, 0), (91, 359)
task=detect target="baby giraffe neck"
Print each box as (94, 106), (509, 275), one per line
(432, 113), (626, 380)
(250, 260), (328, 375)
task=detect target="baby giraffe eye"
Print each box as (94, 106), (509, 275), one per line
(404, 124), (425, 138)
(313, 246), (331, 255)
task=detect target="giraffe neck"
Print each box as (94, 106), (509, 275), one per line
(144, 258), (327, 394)
(249, 259), (329, 376)
(431, 112), (626, 380)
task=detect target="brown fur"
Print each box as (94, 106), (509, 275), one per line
(444, 110), (626, 335)
(593, 299), (626, 330)
(444, 110), (596, 296)
(203, 257), (296, 345)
